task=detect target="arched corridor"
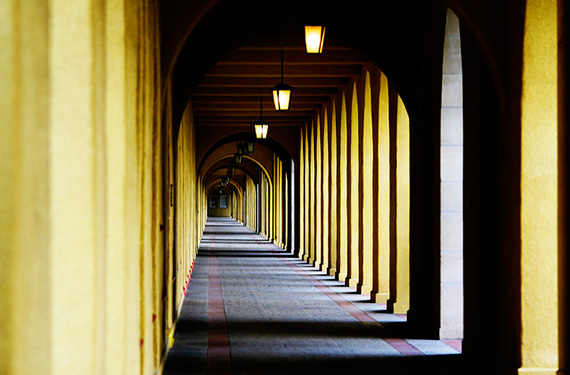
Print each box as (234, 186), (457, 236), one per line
(2, 1), (569, 374)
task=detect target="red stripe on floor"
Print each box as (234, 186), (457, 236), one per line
(252, 238), (426, 357)
(443, 340), (462, 352)
(207, 244), (232, 375)
(384, 338), (424, 355)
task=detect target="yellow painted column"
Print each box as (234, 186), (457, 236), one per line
(519, 0), (559, 373)
(285, 171), (289, 250)
(322, 109), (331, 272)
(281, 160), (285, 247)
(276, 157), (281, 246)
(278, 158), (283, 247)
(309, 122), (316, 264)
(337, 94), (349, 282)
(372, 72), (391, 304)
(315, 115), (323, 267)
(299, 127), (306, 259)
(304, 124), (311, 261)
(359, 73), (374, 295)
(329, 102), (339, 276)
(273, 155), (278, 244)
(1, 1), (51, 373)
(390, 95), (410, 314)
(277, 156), (281, 245)
(268, 174), (273, 240)
(348, 83), (360, 288)
(250, 176), (257, 232)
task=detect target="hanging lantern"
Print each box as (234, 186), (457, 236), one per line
(247, 140), (255, 153)
(272, 51), (293, 111)
(254, 96), (269, 139)
(304, 25), (326, 54)
(247, 122), (256, 152)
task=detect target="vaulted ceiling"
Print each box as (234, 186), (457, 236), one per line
(191, 37), (369, 129)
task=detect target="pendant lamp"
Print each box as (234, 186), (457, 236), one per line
(254, 97), (269, 139)
(272, 50), (293, 111)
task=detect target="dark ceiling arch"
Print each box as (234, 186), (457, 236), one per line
(170, 0), (421, 127)
(205, 164), (258, 187)
(206, 181), (240, 197)
(166, 0), (510, 131)
(198, 132), (292, 176)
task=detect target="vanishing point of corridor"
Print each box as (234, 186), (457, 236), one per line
(164, 218), (462, 375)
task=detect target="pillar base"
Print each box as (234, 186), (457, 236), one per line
(346, 277), (358, 288)
(517, 368), (559, 375)
(327, 267), (337, 277)
(357, 283), (373, 296)
(370, 291), (390, 304)
(387, 299), (409, 314)
(336, 271), (347, 283)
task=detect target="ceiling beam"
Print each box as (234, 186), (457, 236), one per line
(194, 116), (308, 126)
(191, 95), (331, 104)
(205, 64), (362, 78)
(193, 103), (320, 111)
(191, 87), (339, 96)
(217, 50), (369, 65)
(193, 110), (315, 118)
(197, 76), (350, 88)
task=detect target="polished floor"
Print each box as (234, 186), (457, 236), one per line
(163, 217), (464, 375)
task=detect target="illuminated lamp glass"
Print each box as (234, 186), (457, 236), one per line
(304, 25), (326, 54)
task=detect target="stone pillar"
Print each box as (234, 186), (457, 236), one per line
(519, 0), (560, 372)
(372, 72), (391, 304)
(440, 8), (464, 339)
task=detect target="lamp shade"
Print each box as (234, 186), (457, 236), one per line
(234, 153), (242, 164)
(304, 25), (326, 54)
(272, 82), (292, 111)
(247, 140), (255, 153)
(238, 142), (249, 155)
(255, 122), (269, 139)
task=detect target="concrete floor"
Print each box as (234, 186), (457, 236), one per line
(163, 217), (464, 375)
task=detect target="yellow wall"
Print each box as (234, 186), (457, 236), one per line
(0, 1), (207, 374)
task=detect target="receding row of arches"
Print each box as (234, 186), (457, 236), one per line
(197, 10), (465, 343)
